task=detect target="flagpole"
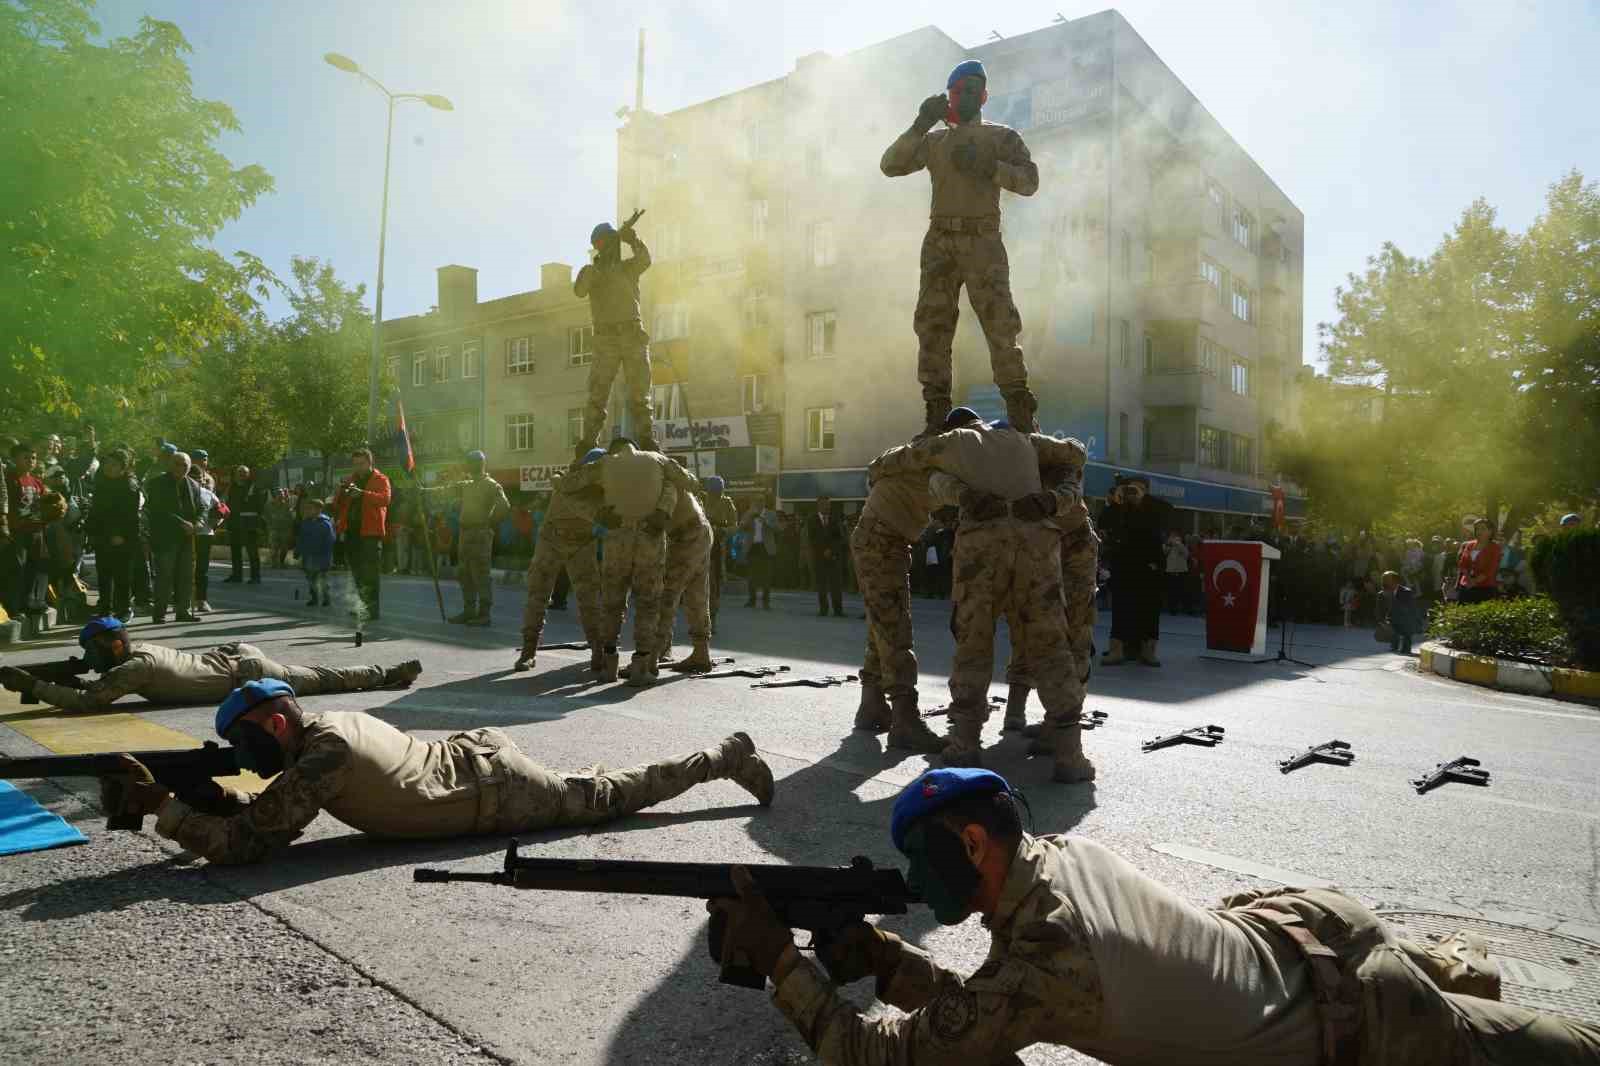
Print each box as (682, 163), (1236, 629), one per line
(396, 398), (449, 623)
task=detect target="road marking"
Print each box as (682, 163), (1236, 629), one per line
(1149, 842), (1335, 888)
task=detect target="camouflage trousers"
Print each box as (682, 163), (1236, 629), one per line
(600, 525), (666, 662)
(1230, 887), (1600, 1065)
(457, 527), (496, 613)
(949, 521), (1079, 730)
(914, 226), (1031, 410)
(850, 517), (918, 699)
(231, 642), (388, 695)
(1006, 517), (1099, 691)
(520, 526), (600, 650)
(655, 520), (712, 655)
(581, 323), (654, 451)
(449, 728), (735, 832)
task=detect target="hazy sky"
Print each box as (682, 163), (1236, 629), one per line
(99, 0), (1599, 369)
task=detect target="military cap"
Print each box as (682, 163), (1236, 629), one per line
(467, 450), (487, 463)
(891, 767), (1010, 851)
(591, 222), (617, 245)
(581, 448), (607, 466)
(942, 407), (982, 431)
(191, 449), (209, 461)
(704, 475), (725, 492)
(215, 678), (296, 738)
(947, 59), (987, 88)
(78, 615), (126, 650)
(160, 442), (178, 455)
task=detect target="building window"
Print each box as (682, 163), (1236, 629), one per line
(807, 310), (837, 358)
(1199, 425), (1222, 467)
(462, 342), (480, 380)
(566, 408), (585, 448)
(1207, 181), (1227, 232)
(1198, 338), (1220, 376)
(744, 285), (769, 330)
(1118, 412), (1129, 459)
(412, 351), (427, 387)
(435, 346), (451, 382)
(1143, 334), (1154, 375)
(1231, 434), (1254, 474)
(750, 199), (768, 242)
(651, 383), (680, 421)
(654, 304), (689, 341)
(1231, 206), (1255, 252)
(806, 406), (836, 451)
(507, 337), (533, 375)
(809, 221), (837, 267)
(1231, 280), (1254, 324)
(568, 325), (594, 367)
(1230, 357), (1251, 397)
(506, 413), (535, 452)
(1200, 257), (1222, 299)
(742, 373), (767, 414)
(1118, 319), (1131, 369)
(385, 355), (399, 384)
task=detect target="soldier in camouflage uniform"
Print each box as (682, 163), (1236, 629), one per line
(880, 58), (1041, 436)
(850, 458), (944, 753)
(514, 450), (607, 673)
(423, 450), (510, 625)
(654, 469), (716, 674)
(702, 476), (738, 632)
(574, 221), (656, 457)
(0, 615), (421, 712)
(714, 766), (1600, 1066)
(99, 678), (775, 866)
(869, 409), (1092, 783)
(581, 437), (697, 687)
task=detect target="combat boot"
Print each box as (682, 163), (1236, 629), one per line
(1101, 638), (1127, 666)
(658, 644), (674, 663)
(710, 731), (774, 805)
(1051, 724), (1096, 783)
(466, 607), (493, 627)
(1399, 932), (1501, 1001)
(599, 647), (621, 682)
(1024, 719), (1054, 756)
(513, 647), (536, 672)
(448, 609), (475, 624)
(1002, 389), (1040, 434)
(1002, 683), (1031, 731)
(667, 641), (715, 674)
(1137, 640), (1161, 667)
(383, 659), (423, 688)
(940, 717), (984, 767)
(589, 645), (604, 673)
(625, 656), (658, 688)
(915, 398), (952, 440)
(853, 683), (891, 733)
(886, 694), (944, 753)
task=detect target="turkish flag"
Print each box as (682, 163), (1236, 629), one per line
(1200, 540), (1277, 655)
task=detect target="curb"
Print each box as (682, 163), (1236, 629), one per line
(1418, 641), (1600, 701)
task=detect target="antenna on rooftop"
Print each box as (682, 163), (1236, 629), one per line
(988, 29), (1004, 41)
(1053, 12), (1068, 23)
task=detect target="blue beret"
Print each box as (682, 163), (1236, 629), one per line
(891, 767), (1010, 852)
(581, 448), (607, 466)
(1560, 513), (1582, 527)
(215, 678), (296, 737)
(704, 476), (725, 492)
(78, 615), (125, 650)
(989, 419), (1010, 431)
(947, 60), (987, 89)
(160, 442), (178, 455)
(191, 449), (208, 461)
(591, 222), (616, 245)
(942, 406), (982, 431)
(467, 450), (487, 462)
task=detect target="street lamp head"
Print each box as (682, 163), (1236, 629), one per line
(324, 52), (361, 74)
(421, 94), (454, 111)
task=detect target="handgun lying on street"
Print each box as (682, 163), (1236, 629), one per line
(751, 673), (858, 689)
(692, 664), (790, 680)
(415, 840), (920, 989)
(0, 741), (240, 830)
(5, 655), (94, 705)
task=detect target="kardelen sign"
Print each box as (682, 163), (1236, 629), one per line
(651, 416), (750, 451)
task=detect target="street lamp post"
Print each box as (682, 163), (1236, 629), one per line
(323, 52), (453, 447)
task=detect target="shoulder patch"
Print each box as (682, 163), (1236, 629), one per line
(928, 984), (979, 1044)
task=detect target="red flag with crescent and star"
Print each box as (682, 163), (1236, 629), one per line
(1199, 540), (1267, 653)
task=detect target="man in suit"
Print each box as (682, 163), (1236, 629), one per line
(741, 497), (779, 610)
(147, 451), (203, 623)
(808, 494), (847, 617)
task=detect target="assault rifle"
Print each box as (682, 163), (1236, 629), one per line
(415, 840), (920, 989)
(6, 655), (95, 705)
(0, 741), (241, 830)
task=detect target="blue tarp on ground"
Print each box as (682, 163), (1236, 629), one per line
(0, 780), (88, 856)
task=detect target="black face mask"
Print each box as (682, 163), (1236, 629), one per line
(909, 822), (982, 925)
(229, 721), (286, 777)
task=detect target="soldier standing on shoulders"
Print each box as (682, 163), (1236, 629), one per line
(881, 58), (1041, 436)
(574, 219), (656, 459)
(424, 450), (510, 626)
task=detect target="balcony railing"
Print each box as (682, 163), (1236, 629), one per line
(1143, 366), (1217, 410)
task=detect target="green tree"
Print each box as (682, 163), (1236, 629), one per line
(162, 318), (290, 474)
(0, 0), (273, 423)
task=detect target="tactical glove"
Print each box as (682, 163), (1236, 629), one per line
(1011, 491), (1058, 523)
(642, 509), (670, 534)
(952, 141), (997, 181)
(99, 754), (171, 821)
(914, 93), (948, 133)
(959, 488), (1008, 522)
(597, 506), (622, 530)
(818, 921), (904, 986)
(0, 666), (37, 696)
(708, 866), (794, 980)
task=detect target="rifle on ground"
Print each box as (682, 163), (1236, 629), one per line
(0, 741), (240, 830)
(752, 673), (858, 689)
(692, 664), (789, 680)
(6, 656), (95, 705)
(415, 840), (919, 989)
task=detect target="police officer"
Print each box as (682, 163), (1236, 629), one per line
(714, 767), (1600, 1065)
(0, 616), (422, 711)
(870, 409), (1093, 782)
(514, 450), (606, 673)
(97, 678), (776, 865)
(424, 450), (511, 626)
(702, 476), (738, 633)
(574, 220), (656, 458)
(654, 464), (716, 674)
(881, 59), (1041, 437)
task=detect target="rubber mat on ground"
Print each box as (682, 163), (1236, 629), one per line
(0, 780), (87, 855)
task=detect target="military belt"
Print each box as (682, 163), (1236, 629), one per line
(928, 216), (1001, 234)
(595, 320), (641, 335)
(1249, 907), (1361, 1066)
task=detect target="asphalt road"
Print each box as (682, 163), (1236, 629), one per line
(3, 563), (1597, 1065)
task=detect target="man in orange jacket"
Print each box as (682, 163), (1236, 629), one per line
(333, 447), (391, 622)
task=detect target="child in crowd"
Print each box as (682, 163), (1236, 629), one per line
(1339, 579), (1358, 627)
(294, 497), (336, 607)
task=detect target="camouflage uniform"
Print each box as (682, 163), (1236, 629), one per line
(654, 489), (713, 657)
(851, 465), (932, 701)
(30, 641), (397, 712)
(519, 474), (604, 655)
(704, 492), (739, 626)
(881, 117), (1040, 428)
(770, 832), (1600, 1064)
(425, 473), (510, 619)
(574, 237), (654, 452)
(153, 710), (775, 865)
